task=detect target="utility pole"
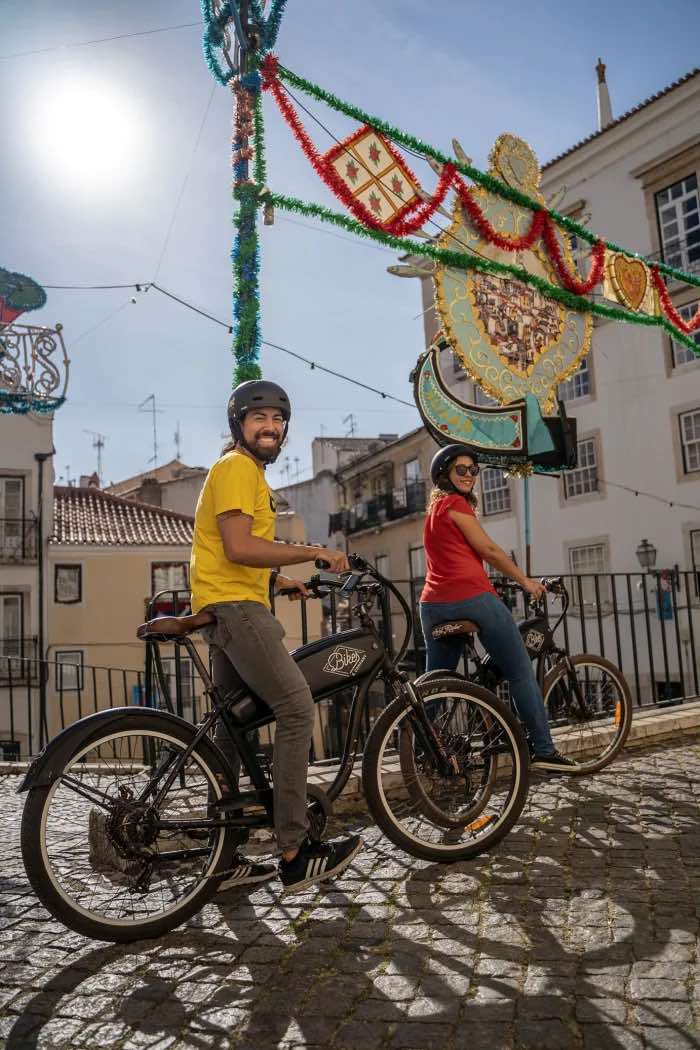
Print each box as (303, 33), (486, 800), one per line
(83, 430), (108, 486)
(138, 394), (164, 468)
(293, 456), (300, 481)
(174, 421), (183, 460)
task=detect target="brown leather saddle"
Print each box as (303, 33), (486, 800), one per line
(430, 618), (479, 642)
(136, 609), (216, 643)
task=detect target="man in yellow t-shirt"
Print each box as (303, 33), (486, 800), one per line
(191, 380), (362, 894)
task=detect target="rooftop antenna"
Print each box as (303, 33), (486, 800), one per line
(174, 420), (183, 460)
(293, 456), (300, 481)
(63, 465), (72, 487)
(138, 394), (164, 468)
(343, 413), (357, 438)
(83, 430), (108, 486)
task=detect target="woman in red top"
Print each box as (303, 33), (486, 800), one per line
(420, 443), (573, 772)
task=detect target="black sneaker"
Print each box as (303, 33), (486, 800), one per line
(216, 851), (276, 891)
(531, 749), (578, 773)
(279, 835), (363, 894)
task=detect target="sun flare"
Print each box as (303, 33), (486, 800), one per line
(35, 77), (143, 193)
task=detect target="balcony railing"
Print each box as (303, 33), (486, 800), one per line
(0, 638), (38, 681)
(645, 235), (700, 279)
(0, 321), (69, 413)
(0, 517), (37, 562)
(330, 480), (427, 536)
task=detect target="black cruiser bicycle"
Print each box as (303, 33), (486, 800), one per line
(19, 555), (530, 943)
(422, 576), (633, 774)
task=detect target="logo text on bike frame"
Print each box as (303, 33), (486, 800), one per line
(524, 629), (545, 652)
(323, 646), (368, 677)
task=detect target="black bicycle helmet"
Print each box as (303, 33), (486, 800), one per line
(227, 380), (291, 461)
(429, 443), (479, 486)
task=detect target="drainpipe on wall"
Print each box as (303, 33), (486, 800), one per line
(34, 450), (53, 751)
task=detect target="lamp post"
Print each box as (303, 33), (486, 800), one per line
(635, 538), (657, 572)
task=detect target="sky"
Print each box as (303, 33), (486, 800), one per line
(3, 0), (700, 490)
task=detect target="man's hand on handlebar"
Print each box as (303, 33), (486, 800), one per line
(274, 574), (310, 601)
(313, 550), (350, 574)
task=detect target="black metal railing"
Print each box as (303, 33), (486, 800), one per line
(0, 517), (37, 561)
(5, 569), (700, 761)
(330, 480), (427, 536)
(0, 638), (38, 677)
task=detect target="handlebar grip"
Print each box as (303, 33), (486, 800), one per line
(277, 586), (303, 596)
(314, 558), (331, 571)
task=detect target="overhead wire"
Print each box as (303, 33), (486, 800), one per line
(0, 21), (203, 61)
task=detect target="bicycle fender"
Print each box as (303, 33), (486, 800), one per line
(16, 706), (237, 793)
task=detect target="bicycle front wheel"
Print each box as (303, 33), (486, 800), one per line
(21, 713), (236, 942)
(362, 677), (530, 862)
(543, 654), (633, 774)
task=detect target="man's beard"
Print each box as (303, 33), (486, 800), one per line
(249, 434), (282, 463)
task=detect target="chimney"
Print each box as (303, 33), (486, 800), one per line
(596, 58), (613, 131)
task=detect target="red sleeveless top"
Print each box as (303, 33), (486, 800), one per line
(420, 493), (496, 603)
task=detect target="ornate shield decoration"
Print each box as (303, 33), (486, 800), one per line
(433, 135), (592, 415)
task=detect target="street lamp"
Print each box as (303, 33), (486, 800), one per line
(635, 538), (657, 572)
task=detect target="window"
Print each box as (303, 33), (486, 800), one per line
(655, 174), (700, 275)
(564, 438), (599, 498)
(409, 546), (426, 580)
(558, 357), (591, 402)
(159, 656), (195, 710)
(671, 302), (700, 367)
(481, 468), (511, 516)
(568, 543), (610, 607)
(404, 459), (420, 486)
(151, 562), (190, 614)
(54, 564), (82, 604)
(0, 594), (22, 657)
(691, 529), (700, 596)
(55, 650), (84, 692)
(151, 562), (189, 595)
(0, 477), (24, 560)
(679, 409), (700, 473)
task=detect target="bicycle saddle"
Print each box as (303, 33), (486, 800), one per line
(136, 609), (216, 642)
(431, 619), (479, 640)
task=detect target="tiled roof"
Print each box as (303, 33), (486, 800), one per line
(51, 486), (194, 547)
(543, 68), (700, 171)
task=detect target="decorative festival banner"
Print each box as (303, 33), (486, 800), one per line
(324, 126), (420, 227)
(0, 268), (46, 329)
(603, 250), (656, 315)
(412, 340), (577, 474)
(433, 134), (593, 416)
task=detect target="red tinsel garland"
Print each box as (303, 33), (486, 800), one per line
(541, 218), (605, 295)
(651, 267), (700, 334)
(453, 178), (545, 251)
(262, 54), (456, 237)
(262, 54), (611, 298)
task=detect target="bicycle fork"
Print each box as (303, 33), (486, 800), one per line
(392, 673), (458, 778)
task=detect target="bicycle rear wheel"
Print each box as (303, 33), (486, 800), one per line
(362, 677), (530, 862)
(543, 654), (632, 774)
(21, 714), (237, 942)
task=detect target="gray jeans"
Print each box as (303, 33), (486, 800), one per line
(202, 601), (314, 852)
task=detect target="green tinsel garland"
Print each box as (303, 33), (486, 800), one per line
(253, 90), (267, 188)
(267, 189), (700, 354)
(274, 62), (700, 292)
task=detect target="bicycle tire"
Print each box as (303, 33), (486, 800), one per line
(542, 654), (633, 774)
(362, 677), (530, 862)
(21, 712), (238, 942)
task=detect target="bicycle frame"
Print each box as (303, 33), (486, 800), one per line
(140, 558), (457, 840)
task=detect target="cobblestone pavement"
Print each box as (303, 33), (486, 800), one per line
(2, 741), (700, 1050)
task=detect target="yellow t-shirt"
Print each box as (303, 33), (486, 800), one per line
(190, 450), (276, 611)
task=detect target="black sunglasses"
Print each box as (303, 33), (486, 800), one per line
(452, 463), (480, 477)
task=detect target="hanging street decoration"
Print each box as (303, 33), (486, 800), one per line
(201, 9), (700, 473)
(412, 340), (577, 474)
(432, 134), (593, 417)
(0, 268), (46, 329)
(0, 270), (68, 414)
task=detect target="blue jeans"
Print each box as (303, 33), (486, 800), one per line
(419, 592), (555, 756)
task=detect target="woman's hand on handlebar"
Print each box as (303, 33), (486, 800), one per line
(521, 577), (546, 601)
